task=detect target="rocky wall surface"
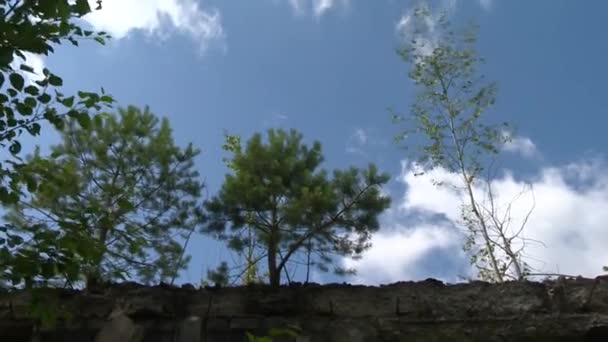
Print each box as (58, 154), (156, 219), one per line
(1, 277), (608, 341)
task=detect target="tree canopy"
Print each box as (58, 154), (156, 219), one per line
(3, 106), (205, 286)
(0, 0), (115, 290)
(204, 129), (391, 287)
(1, 0), (112, 202)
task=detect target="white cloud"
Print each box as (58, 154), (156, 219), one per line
(10, 52), (45, 85)
(83, 0), (224, 53)
(343, 224), (468, 285)
(283, 0), (349, 17)
(370, 158), (608, 283)
(353, 128), (367, 145)
(342, 147), (608, 284)
(399, 161), (463, 221)
(502, 131), (538, 158)
(288, 0), (306, 15)
(313, 0), (349, 17)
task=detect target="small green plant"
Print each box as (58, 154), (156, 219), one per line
(246, 327), (300, 342)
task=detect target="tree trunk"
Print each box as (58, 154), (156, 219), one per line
(267, 240), (280, 288)
(86, 223), (110, 289)
(268, 203), (281, 288)
(465, 182), (503, 283)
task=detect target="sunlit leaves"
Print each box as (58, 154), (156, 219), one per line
(5, 107), (205, 286)
(0, 0), (116, 295)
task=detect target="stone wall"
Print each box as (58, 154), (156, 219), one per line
(1, 277), (608, 341)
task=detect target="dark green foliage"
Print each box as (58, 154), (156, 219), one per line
(205, 261), (230, 287)
(246, 327), (300, 342)
(3, 106), (205, 286)
(1, 0), (113, 203)
(204, 129), (391, 288)
(0, 0), (114, 290)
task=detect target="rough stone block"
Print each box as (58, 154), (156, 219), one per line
(175, 316), (201, 342)
(94, 311), (144, 342)
(206, 317), (230, 331)
(230, 317), (260, 330)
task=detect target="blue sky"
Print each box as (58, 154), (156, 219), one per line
(19, 0), (608, 285)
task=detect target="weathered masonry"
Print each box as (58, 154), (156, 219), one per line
(1, 277), (608, 341)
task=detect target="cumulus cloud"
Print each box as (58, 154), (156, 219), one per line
(83, 0), (224, 52)
(502, 131), (539, 158)
(347, 156), (608, 285)
(342, 224), (470, 285)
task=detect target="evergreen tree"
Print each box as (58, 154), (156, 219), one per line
(204, 129), (391, 288)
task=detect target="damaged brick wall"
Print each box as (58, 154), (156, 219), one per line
(1, 277), (608, 341)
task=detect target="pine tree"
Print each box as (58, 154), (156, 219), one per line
(204, 129), (391, 288)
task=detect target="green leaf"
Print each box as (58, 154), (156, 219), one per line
(9, 73), (24, 90)
(35, 79), (48, 87)
(8, 234), (24, 247)
(48, 74), (63, 86)
(24, 85), (39, 96)
(28, 123), (41, 136)
(41, 261), (56, 279)
(16, 102), (33, 115)
(38, 93), (51, 104)
(0, 73), (4, 88)
(61, 96), (74, 107)
(9, 141), (21, 155)
(77, 113), (90, 128)
(269, 327), (299, 337)
(74, 0), (92, 15)
(24, 97), (37, 108)
(93, 114), (103, 127)
(117, 198), (134, 211)
(20, 64), (35, 73)
(38, 0), (58, 16)
(67, 109), (80, 118)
